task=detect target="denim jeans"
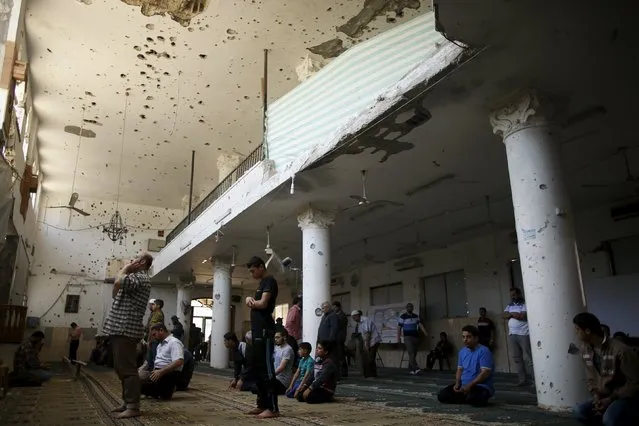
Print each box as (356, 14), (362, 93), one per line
(574, 398), (639, 426)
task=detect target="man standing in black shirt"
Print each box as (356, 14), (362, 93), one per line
(245, 256), (280, 419)
(477, 307), (495, 351)
(332, 301), (349, 379)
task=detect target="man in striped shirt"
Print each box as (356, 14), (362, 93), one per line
(397, 303), (427, 375)
(103, 253), (153, 419)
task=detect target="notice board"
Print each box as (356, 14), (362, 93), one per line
(369, 302), (419, 344)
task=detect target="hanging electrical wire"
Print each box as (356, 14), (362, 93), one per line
(102, 94), (129, 243)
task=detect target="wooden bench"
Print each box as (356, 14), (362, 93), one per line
(63, 357), (87, 379)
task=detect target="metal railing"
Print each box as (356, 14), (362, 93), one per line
(166, 144), (264, 244)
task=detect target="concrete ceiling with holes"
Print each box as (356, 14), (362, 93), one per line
(25, 0), (427, 209)
(153, 5), (639, 282)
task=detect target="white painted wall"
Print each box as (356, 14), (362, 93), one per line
(332, 202), (639, 373)
(333, 230), (518, 373)
(27, 195), (181, 331)
(575, 204), (639, 336)
(6, 100), (38, 306)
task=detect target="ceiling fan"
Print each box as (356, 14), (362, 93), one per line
(47, 106), (91, 221)
(48, 192), (90, 216)
(582, 147), (638, 190)
(343, 170), (404, 218)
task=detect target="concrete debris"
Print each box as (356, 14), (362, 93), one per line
(295, 52), (327, 83)
(308, 38), (347, 59)
(338, 0), (421, 38)
(121, 0), (208, 27)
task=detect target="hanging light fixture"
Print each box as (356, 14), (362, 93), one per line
(103, 94), (129, 244)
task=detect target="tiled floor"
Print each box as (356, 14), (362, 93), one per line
(0, 363), (579, 425)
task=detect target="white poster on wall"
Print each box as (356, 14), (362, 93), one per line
(369, 302), (419, 344)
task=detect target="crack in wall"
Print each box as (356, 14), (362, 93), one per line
(121, 0), (208, 27)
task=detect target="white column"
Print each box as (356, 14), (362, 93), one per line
(210, 259), (232, 368)
(490, 90), (587, 411)
(298, 207), (334, 348)
(176, 284), (192, 349)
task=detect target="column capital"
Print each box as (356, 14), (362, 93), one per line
(297, 206), (336, 230)
(489, 90), (553, 139)
(212, 258), (232, 275)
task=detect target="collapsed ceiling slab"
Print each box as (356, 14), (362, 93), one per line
(338, 0), (422, 38)
(121, 0), (209, 27)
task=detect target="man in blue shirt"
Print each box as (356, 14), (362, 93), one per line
(437, 325), (494, 407)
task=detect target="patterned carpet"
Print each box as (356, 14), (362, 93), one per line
(1, 364), (575, 425)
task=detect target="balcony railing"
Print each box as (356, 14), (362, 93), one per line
(166, 144), (264, 244)
(0, 305), (27, 344)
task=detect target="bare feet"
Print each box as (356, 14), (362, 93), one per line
(257, 410), (280, 419)
(110, 406), (126, 413)
(115, 409), (141, 419)
(246, 408), (264, 415)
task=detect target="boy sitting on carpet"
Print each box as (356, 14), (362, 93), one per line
(286, 342), (314, 398)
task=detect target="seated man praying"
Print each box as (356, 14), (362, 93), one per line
(286, 342), (314, 399)
(13, 331), (52, 384)
(573, 312), (639, 426)
(297, 341), (337, 404)
(427, 332), (454, 371)
(273, 329), (295, 395)
(228, 331), (256, 392)
(437, 325), (494, 407)
(140, 323), (184, 400)
(225, 332), (249, 390)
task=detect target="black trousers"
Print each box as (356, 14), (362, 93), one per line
(338, 340), (348, 377)
(274, 379), (287, 395)
(176, 352), (195, 391)
(296, 387), (334, 404)
(141, 371), (179, 400)
(437, 384), (491, 407)
(69, 340), (80, 361)
(252, 329), (279, 412)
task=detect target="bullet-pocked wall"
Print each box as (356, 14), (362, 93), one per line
(332, 202), (639, 373)
(25, 195), (181, 361)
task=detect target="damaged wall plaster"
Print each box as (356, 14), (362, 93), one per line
(296, 52), (328, 83)
(27, 196), (181, 331)
(308, 38), (347, 59)
(338, 0), (422, 38)
(121, 0), (209, 27)
(309, 0), (423, 60)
